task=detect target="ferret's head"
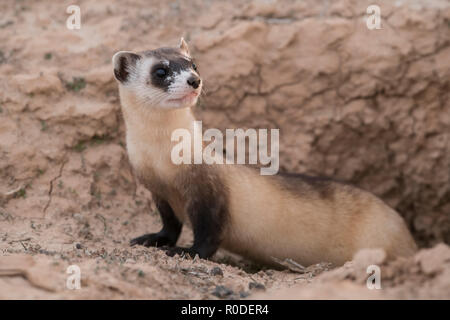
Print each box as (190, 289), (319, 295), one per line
(112, 38), (202, 109)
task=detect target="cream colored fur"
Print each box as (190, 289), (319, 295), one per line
(120, 86), (417, 266)
(221, 165), (417, 266)
(115, 42), (417, 267)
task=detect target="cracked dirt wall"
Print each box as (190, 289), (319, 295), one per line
(0, 0), (449, 299)
(0, 0), (449, 248)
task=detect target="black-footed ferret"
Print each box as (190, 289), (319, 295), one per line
(112, 38), (417, 267)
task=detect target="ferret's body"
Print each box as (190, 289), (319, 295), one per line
(113, 40), (417, 267)
(222, 166), (416, 266)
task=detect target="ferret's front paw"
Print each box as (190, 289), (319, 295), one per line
(162, 246), (197, 258)
(130, 232), (171, 247)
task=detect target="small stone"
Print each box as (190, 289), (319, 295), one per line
(415, 244), (450, 275)
(249, 282), (265, 290)
(75, 243), (83, 250)
(210, 266), (223, 276)
(125, 258), (136, 264)
(239, 291), (251, 298)
(212, 285), (233, 298)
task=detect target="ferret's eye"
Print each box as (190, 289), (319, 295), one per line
(155, 68), (167, 78)
(192, 63), (197, 71)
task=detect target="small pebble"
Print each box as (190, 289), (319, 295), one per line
(249, 282), (265, 290)
(264, 270), (274, 276)
(210, 266), (223, 276)
(75, 243), (83, 250)
(212, 285), (233, 298)
(240, 291), (251, 298)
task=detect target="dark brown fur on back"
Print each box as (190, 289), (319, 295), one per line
(274, 171), (354, 200)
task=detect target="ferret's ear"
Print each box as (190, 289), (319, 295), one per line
(179, 37), (190, 57)
(112, 51), (140, 83)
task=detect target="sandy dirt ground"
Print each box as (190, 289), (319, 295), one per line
(0, 0), (449, 299)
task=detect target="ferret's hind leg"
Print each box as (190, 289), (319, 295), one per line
(130, 197), (182, 247)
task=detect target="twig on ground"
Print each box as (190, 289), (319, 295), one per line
(9, 238), (31, 243)
(271, 257), (306, 273)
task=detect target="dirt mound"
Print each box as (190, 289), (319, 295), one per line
(0, 0), (449, 299)
(253, 244), (450, 299)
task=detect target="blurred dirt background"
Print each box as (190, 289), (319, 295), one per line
(0, 0), (449, 299)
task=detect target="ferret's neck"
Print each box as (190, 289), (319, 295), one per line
(120, 88), (198, 141)
(124, 104), (197, 139)
(119, 89), (200, 176)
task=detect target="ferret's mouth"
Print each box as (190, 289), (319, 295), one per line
(168, 91), (199, 103)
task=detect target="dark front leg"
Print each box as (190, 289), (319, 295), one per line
(130, 197), (182, 248)
(164, 194), (227, 260)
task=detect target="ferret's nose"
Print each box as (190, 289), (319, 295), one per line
(187, 76), (201, 89)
